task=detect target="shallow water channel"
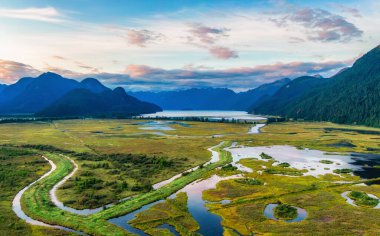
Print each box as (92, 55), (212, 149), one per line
(109, 174), (241, 236)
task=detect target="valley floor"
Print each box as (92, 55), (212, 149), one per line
(1, 119), (380, 235)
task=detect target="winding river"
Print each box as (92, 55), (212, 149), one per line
(12, 122), (264, 235)
(12, 156), (85, 235)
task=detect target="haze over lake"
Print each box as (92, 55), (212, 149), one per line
(141, 110), (266, 121)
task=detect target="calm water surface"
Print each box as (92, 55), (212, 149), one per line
(141, 110), (266, 121)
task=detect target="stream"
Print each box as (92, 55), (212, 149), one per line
(13, 122), (264, 235)
(109, 174), (242, 236)
(12, 156), (86, 235)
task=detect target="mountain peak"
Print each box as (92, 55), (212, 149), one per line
(80, 78), (109, 93)
(81, 78), (101, 84)
(37, 72), (63, 80)
(113, 87), (127, 96)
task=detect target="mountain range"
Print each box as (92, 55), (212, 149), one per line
(0, 84), (6, 94)
(1, 45), (379, 126)
(0, 72), (161, 117)
(252, 45), (380, 127)
(130, 78), (290, 111)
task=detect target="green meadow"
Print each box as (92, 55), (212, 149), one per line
(0, 119), (379, 235)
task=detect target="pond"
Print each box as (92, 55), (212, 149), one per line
(341, 191), (380, 209)
(137, 121), (176, 131)
(225, 145), (380, 178)
(264, 204), (307, 222)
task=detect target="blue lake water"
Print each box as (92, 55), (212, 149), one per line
(109, 175), (241, 236)
(141, 110), (266, 121)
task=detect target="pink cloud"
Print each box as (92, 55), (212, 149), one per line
(273, 7), (363, 43)
(187, 23), (238, 60)
(125, 64), (163, 77)
(126, 29), (163, 47)
(0, 59), (40, 83)
(209, 46), (238, 59)
(188, 23), (228, 44)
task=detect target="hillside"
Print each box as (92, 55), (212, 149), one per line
(233, 78), (290, 111)
(254, 45), (380, 127)
(253, 76), (330, 115)
(37, 87), (162, 117)
(0, 84), (6, 94)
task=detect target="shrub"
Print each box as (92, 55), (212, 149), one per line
(274, 204), (297, 220)
(235, 178), (263, 185)
(260, 152), (273, 159)
(320, 160), (334, 164)
(278, 162), (290, 167)
(221, 164), (238, 171)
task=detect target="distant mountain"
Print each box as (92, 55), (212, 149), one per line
(80, 78), (109, 93)
(0, 84), (7, 94)
(130, 78), (290, 111)
(130, 88), (237, 110)
(0, 72), (80, 114)
(0, 77), (34, 103)
(253, 75), (329, 115)
(232, 78), (290, 111)
(253, 45), (380, 127)
(37, 87), (161, 117)
(0, 72), (162, 116)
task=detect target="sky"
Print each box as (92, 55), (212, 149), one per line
(0, 0), (379, 91)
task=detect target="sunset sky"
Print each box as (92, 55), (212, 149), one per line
(0, 0), (379, 91)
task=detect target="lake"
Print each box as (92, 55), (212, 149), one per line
(141, 110), (266, 121)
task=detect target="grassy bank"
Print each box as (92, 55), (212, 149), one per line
(20, 152), (129, 236)
(19, 142), (232, 235)
(0, 146), (73, 235)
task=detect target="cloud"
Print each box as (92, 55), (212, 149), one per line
(187, 23), (238, 59)
(125, 64), (164, 77)
(113, 59), (350, 91)
(209, 46), (238, 59)
(332, 4), (362, 18)
(0, 59), (41, 83)
(187, 23), (229, 44)
(0, 7), (66, 23)
(271, 7), (363, 42)
(126, 29), (163, 47)
(0, 57), (352, 91)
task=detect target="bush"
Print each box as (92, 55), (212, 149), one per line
(235, 178), (263, 185)
(278, 162), (290, 167)
(349, 191), (379, 207)
(333, 168), (353, 174)
(260, 152), (272, 159)
(274, 204), (297, 220)
(320, 160), (334, 164)
(221, 164), (238, 171)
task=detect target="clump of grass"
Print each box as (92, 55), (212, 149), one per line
(265, 169), (304, 176)
(260, 152), (272, 159)
(333, 168), (353, 174)
(274, 204), (298, 220)
(235, 178), (263, 185)
(221, 164), (238, 171)
(278, 162), (290, 167)
(349, 191), (379, 208)
(320, 160), (334, 164)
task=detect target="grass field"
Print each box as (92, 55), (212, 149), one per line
(0, 119), (249, 209)
(1, 119), (380, 235)
(0, 146), (73, 235)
